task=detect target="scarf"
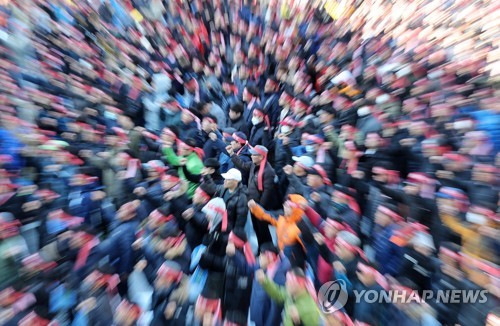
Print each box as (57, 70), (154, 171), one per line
(74, 236), (100, 271)
(229, 231), (256, 265)
(252, 146), (268, 191)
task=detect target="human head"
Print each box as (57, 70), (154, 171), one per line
(285, 268), (308, 296)
(193, 186), (212, 205)
(113, 299), (141, 326)
(356, 262), (378, 286)
(292, 155), (314, 176)
(222, 168), (242, 190)
(334, 231), (361, 261)
(229, 103), (243, 121)
(117, 200), (140, 222)
(162, 170), (181, 191)
(375, 204), (402, 227)
(179, 138), (197, 157)
(201, 115), (217, 133)
(264, 76), (279, 93)
(249, 145), (267, 165)
(230, 132), (247, 151)
(258, 243), (279, 269)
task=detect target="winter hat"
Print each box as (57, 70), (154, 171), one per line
(202, 197), (227, 232)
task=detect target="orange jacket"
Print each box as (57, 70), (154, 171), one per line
(441, 213), (495, 262)
(250, 204), (304, 251)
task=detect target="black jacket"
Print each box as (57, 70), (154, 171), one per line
(231, 154), (279, 210)
(203, 176), (248, 231)
(185, 203), (209, 249)
(222, 251), (253, 323)
(199, 227), (229, 299)
(248, 121), (271, 148)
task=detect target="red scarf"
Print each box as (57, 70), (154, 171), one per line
(229, 231), (256, 265)
(74, 236), (100, 271)
(252, 146), (268, 191)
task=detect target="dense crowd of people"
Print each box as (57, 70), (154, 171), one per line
(0, 0), (499, 325)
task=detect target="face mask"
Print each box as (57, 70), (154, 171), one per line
(357, 106), (371, 117)
(281, 126), (291, 134)
(375, 94), (390, 104)
(251, 117), (261, 126)
(465, 212), (487, 225)
(163, 108), (174, 115)
(305, 145), (315, 153)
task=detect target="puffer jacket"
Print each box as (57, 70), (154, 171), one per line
(202, 176), (248, 232)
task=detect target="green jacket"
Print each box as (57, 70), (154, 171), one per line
(261, 277), (320, 326)
(163, 147), (204, 198)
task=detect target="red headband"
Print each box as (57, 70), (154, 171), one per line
(311, 164), (332, 186)
(195, 187), (211, 202)
(149, 209), (174, 224)
(232, 133), (247, 144)
(286, 272), (306, 288)
(334, 189), (360, 215)
(157, 264), (183, 283)
(460, 253), (500, 277)
(471, 206), (497, 221)
(357, 262), (389, 290)
(440, 247), (461, 262)
(162, 174), (180, 183)
(196, 296), (222, 321)
(378, 206), (404, 223)
(335, 237), (367, 261)
(407, 172), (431, 185)
(372, 167), (400, 184)
(203, 116), (216, 124)
(207, 203), (228, 232)
(439, 188), (468, 201)
(474, 164), (497, 173)
(307, 135), (325, 145)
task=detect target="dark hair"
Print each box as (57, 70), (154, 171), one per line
(246, 85), (260, 98)
(204, 114), (218, 124)
(230, 103), (244, 114)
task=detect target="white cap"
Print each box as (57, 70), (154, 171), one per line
(292, 156), (315, 169)
(221, 168), (242, 182)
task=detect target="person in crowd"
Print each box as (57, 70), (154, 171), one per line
(0, 0), (498, 324)
(372, 203), (404, 276)
(231, 145), (278, 249)
(248, 194), (312, 268)
(226, 103), (249, 136)
(255, 267), (320, 326)
(163, 138), (204, 198)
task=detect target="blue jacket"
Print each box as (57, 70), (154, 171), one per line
(373, 224), (402, 275)
(248, 257), (291, 326)
(0, 128), (25, 171)
(104, 219), (140, 274)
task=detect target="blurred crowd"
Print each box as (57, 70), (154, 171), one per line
(0, 0), (499, 325)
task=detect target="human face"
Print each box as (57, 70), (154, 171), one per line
(230, 140), (241, 151)
(242, 88), (250, 102)
(306, 174), (322, 188)
(223, 178), (238, 190)
(264, 79), (275, 93)
(229, 110), (240, 121)
(374, 210), (391, 227)
(251, 153), (263, 165)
